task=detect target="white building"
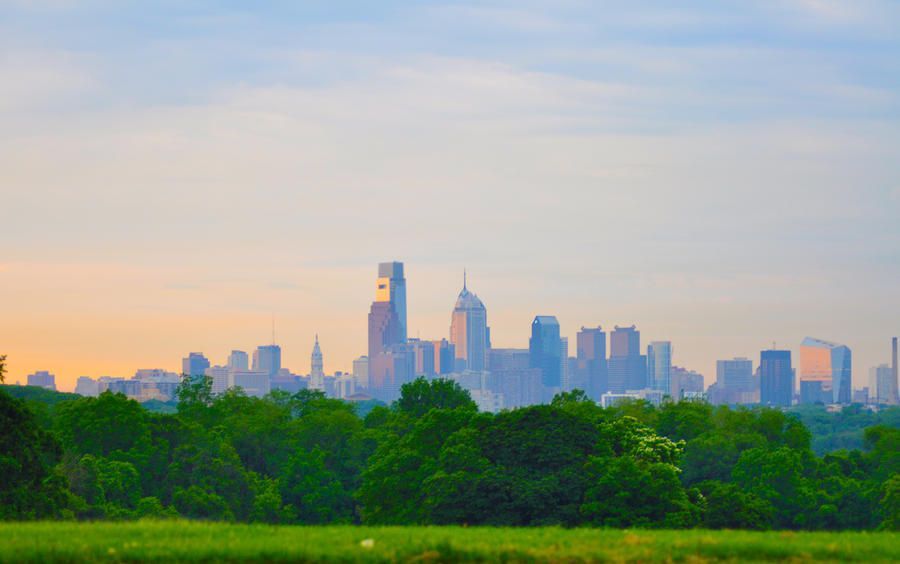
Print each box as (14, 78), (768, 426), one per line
(333, 373), (356, 399)
(353, 356), (369, 389)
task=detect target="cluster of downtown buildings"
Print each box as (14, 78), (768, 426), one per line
(21, 261), (900, 412)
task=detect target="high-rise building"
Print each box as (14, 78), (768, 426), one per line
(487, 348), (542, 408)
(873, 364), (895, 405)
(253, 345), (282, 378)
(182, 353), (210, 378)
(232, 370), (271, 398)
(529, 316), (562, 389)
(368, 302), (401, 359)
(449, 273), (489, 372)
(75, 376), (99, 397)
(367, 262), (410, 402)
(207, 365), (231, 395)
(27, 370), (56, 390)
(560, 337), (570, 390)
(647, 341), (673, 396)
(368, 345), (415, 403)
(671, 366), (704, 398)
(608, 326), (647, 393)
(576, 326), (607, 400)
(228, 350), (249, 371)
(713, 358), (756, 404)
(889, 337), (900, 405)
(432, 339), (456, 375)
(799, 337), (852, 404)
(409, 339), (435, 377)
(377, 261), (407, 342)
(760, 349), (793, 407)
(352, 356), (369, 389)
(310, 335), (324, 390)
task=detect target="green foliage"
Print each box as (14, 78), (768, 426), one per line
(0, 354), (6, 384)
(395, 377), (477, 417)
(6, 377), (900, 531)
(698, 481), (773, 530)
(879, 474), (900, 531)
(0, 389), (69, 520)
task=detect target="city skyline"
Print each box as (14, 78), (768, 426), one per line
(2, 2), (899, 390)
(8, 259), (898, 397)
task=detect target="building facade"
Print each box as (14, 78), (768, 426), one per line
(760, 349), (793, 407)
(608, 326), (647, 393)
(182, 352), (210, 378)
(529, 316), (562, 389)
(647, 341), (672, 396)
(576, 326), (607, 401)
(799, 337), (852, 404)
(449, 274), (489, 372)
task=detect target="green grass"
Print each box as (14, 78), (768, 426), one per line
(0, 522), (897, 562)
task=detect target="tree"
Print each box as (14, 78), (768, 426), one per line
(732, 447), (816, 529)
(280, 447), (349, 524)
(879, 474), (900, 531)
(396, 377), (477, 417)
(0, 389), (70, 519)
(54, 392), (151, 459)
(581, 455), (701, 528)
(0, 354), (7, 384)
(698, 481), (773, 530)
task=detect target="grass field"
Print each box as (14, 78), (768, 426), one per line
(0, 522), (897, 562)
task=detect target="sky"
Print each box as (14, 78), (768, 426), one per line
(1, 1), (899, 392)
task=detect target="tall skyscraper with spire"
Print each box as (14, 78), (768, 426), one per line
(310, 335), (324, 390)
(449, 271), (489, 372)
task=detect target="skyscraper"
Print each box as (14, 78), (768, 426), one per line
(310, 335), (324, 390)
(714, 358), (756, 404)
(891, 337), (899, 405)
(576, 326), (607, 400)
(608, 326), (647, 393)
(449, 273), (489, 372)
(560, 337), (569, 390)
(253, 345), (282, 378)
(352, 356), (369, 389)
(647, 341), (672, 396)
(377, 261), (407, 342)
(228, 350), (249, 371)
(182, 352), (210, 378)
(529, 316), (562, 389)
(872, 365), (893, 405)
(409, 339), (436, 377)
(799, 337), (852, 404)
(432, 339), (456, 375)
(367, 261), (411, 402)
(760, 349), (793, 407)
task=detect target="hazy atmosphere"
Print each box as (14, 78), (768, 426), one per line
(2, 0), (899, 390)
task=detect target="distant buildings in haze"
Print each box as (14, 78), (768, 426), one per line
(25, 260), (892, 411)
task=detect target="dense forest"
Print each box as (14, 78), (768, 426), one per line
(1, 377), (898, 530)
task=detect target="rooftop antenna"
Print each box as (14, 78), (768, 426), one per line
(463, 268), (467, 291)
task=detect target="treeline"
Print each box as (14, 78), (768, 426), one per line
(1, 378), (898, 530)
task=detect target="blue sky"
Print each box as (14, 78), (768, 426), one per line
(1, 1), (898, 388)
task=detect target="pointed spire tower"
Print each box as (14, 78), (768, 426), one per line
(310, 334), (325, 391)
(449, 270), (489, 372)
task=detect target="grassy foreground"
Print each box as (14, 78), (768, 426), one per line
(0, 522), (897, 562)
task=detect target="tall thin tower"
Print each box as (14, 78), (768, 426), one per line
(892, 337), (899, 404)
(310, 335), (324, 391)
